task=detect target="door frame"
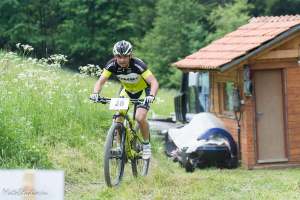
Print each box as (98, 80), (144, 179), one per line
(252, 68), (289, 164)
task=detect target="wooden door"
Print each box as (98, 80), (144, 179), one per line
(254, 70), (287, 163)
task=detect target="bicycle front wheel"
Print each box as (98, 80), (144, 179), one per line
(131, 125), (150, 177)
(104, 122), (126, 187)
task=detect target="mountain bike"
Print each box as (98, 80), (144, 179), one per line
(93, 97), (150, 187)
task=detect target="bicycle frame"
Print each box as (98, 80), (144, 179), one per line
(93, 96), (145, 160)
(117, 103), (144, 160)
(124, 117), (143, 159)
(96, 96), (150, 186)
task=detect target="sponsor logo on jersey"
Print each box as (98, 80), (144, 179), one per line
(117, 73), (140, 83)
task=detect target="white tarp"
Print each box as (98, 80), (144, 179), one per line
(168, 113), (228, 153)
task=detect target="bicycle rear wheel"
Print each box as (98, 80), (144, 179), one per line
(104, 122), (125, 187)
(131, 125), (150, 177)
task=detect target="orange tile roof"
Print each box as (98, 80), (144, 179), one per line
(173, 15), (300, 70)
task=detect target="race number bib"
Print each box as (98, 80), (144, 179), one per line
(109, 98), (129, 110)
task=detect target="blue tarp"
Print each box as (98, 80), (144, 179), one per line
(198, 128), (237, 157)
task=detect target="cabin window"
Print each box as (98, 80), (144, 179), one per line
(187, 86), (197, 113)
(218, 81), (234, 114)
(198, 72), (210, 112)
(187, 72), (198, 113)
(186, 72), (210, 114)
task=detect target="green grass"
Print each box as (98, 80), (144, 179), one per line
(1, 51), (300, 200)
(98, 148), (300, 200)
(0, 51), (111, 168)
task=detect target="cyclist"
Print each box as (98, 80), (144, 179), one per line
(90, 40), (159, 160)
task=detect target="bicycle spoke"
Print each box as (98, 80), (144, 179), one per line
(104, 123), (125, 187)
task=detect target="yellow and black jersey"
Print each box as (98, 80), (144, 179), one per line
(101, 57), (153, 94)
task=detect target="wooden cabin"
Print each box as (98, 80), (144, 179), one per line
(173, 15), (300, 169)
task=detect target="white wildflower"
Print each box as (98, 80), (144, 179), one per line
(78, 64), (102, 77)
(48, 54), (68, 67)
(16, 43), (21, 49)
(21, 44), (34, 52)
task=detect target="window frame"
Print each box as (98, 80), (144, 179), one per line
(218, 81), (235, 117)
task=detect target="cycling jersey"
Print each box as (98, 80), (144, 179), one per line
(101, 57), (153, 94)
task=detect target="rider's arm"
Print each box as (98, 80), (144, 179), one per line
(142, 70), (159, 96)
(93, 69), (111, 94)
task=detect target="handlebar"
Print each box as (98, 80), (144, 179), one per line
(89, 97), (144, 104)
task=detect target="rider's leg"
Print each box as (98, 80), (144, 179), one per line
(135, 107), (151, 159)
(135, 87), (151, 141)
(135, 107), (149, 142)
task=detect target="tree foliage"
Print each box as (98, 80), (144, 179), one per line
(205, 0), (252, 44)
(1, 0), (299, 88)
(249, 0), (300, 16)
(136, 0), (208, 88)
(0, 0), (156, 68)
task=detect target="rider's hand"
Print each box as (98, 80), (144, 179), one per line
(144, 95), (155, 104)
(90, 93), (99, 102)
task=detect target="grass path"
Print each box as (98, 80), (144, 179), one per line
(65, 137), (300, 200)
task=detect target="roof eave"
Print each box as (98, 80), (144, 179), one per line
(219, 24), (300, 72)
(177, 68), (219, 73)
(172, 61), (222, 71)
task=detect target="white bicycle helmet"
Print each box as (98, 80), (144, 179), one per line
(113, 40), (133, 56)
